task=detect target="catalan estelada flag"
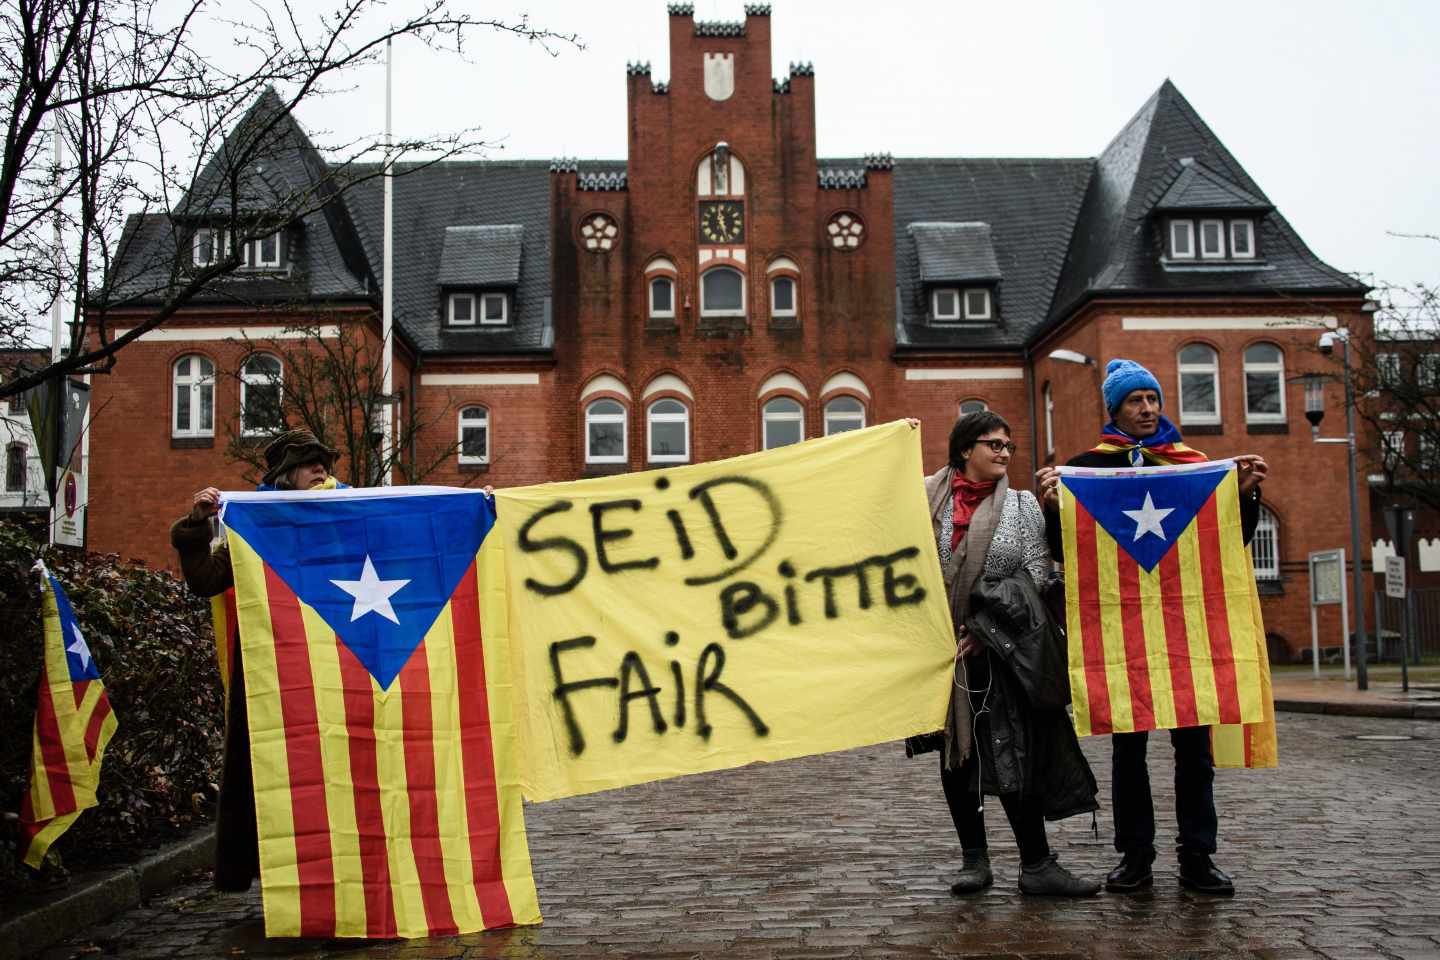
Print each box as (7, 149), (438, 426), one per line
(210, 590), (239, 714)
(1058, 460), (1276, 768)
(219, 487), (539, 939)
(19, 563), (118, 867)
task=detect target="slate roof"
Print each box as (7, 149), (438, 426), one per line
(1154, 158), (1271, 212)
(890, 157), (1095, 351)
(437, 225), (524, 287)
(342, 161), (552, 356)
(909, 222), (1003, 284)
(1047, 80), (1365, 327)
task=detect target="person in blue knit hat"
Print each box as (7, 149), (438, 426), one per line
(1035, 357), (1269, 897)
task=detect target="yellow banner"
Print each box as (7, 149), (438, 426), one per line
(490, 422), (956, 801)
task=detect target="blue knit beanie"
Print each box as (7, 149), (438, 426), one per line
(1102, 359), (1163, 414)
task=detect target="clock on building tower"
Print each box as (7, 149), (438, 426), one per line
(699, 201), (745, 244)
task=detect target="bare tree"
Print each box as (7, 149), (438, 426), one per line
(0, 0), (578, 398)
(219, 318), (473, 488)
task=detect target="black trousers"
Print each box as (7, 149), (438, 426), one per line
(1111, 725), (1217, 859)
(940, 754), (1051, 865)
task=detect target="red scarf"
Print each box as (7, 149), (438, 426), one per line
(951, 474), (997, 551)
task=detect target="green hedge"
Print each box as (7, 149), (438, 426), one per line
(0, 520), (223, 900)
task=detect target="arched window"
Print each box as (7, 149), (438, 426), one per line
(173, 354), (215, 438)
(770, 276), (796, 319)
(585, 399), (627, 464)
(762, 397), (804, 450)
(239, 353), (283, 436)
(458, 406), (489, 465)
(4, 443), (25, 492)
(959, 399), (987, 416)
(1252, 505), (1280, 580)
(1178, 343), (1220, 425)
(649, 277), (674, 319)
(1243, 343), (1286, 423)
(700, 267), (745, 318)
(647, 398), (690, 462)
(824, 396), (865, 435)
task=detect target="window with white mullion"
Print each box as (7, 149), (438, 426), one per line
(823, 396), (865, 436)
(458, 406), (489, 464)
(1229, 219), (1255, 259)
(1169, 219), (1195, 259)
(1382, 430), (1405, 472)
(585, 399), (628, 464)
(449, 293), (476, 326)
(480, 292), (508, 325)
(240, 353), (284, 436)
(172, 354), (216, 437)
(649, 277), (675, 318)
(932, 288), (960, 322)
(1177, 343), (1220, 425)
(762, 397), (804, 450)
(1252, 506), (1280, 580)
(647, 398), (690, 462)
(1199, 219), (1226, 259)
(1243, 343), (1286, 423)
(963, 288), (992, 320)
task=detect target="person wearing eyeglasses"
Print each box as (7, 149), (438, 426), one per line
(1035, 359), (1267, 897)
(907, 410), (1100, 898)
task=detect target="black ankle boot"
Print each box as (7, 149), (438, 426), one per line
(1019, 855), (1101, 897)
(1179, 854), (1234, 896)
(1105, 850), (1155, 893)
(949, 849), (993, 895)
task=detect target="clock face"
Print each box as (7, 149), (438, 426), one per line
(698, 201), (744, 244)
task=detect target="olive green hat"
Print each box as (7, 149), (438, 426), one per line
(261, 429), (338, 486)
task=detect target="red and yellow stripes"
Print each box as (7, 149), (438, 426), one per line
(20, 582), (117, 868)
(1063, 470), (1265, 740)
(228, 531), (539, 939)
(209, 590), (239, 713)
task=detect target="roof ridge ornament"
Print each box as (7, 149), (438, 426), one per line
(626, 61), (652, 76)
(577, 169), (628, 192)
(695, 19), (745, 36)
(818, 167), (867, 190)
(549, 157), (578, 174)
(863, 153), (894, 171)
(789, 61), (815, 77)
(667, 3), (694, 15)
(743, 3), (772, 14)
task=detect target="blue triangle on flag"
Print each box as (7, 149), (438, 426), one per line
(48, 575), (101, 682)
(222, 491), (495, 689)
(1064, 467), (1229, 573)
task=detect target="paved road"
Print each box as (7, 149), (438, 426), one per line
(33, 712), (1440, 960)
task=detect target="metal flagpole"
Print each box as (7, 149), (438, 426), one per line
(381, 38), (394, 486)
(48, 115), (65, 545)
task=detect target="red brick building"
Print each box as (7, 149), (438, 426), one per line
(90, 4), (1377, 660)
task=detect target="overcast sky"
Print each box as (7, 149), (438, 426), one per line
(283, 1), (1436, 290)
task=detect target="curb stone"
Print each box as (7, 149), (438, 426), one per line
(1274, 699), (1440, 721)
(1, 827), (215, 960)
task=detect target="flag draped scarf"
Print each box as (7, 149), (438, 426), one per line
(19, 566), (118, 867)
(1093, 416), (1209, 466)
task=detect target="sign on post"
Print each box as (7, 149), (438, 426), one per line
(1385, 556), (1406, 600)
(1308, 549), (1348, 679)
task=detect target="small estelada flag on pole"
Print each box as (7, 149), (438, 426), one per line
(1058, 459), (1276, 767)
(219, 486), (540, 939)
(19, 562), (118, 867)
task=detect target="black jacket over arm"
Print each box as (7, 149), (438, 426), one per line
(1044, 449), (1263, 563)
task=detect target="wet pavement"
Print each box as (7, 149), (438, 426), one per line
(32, 711), (1440, 960)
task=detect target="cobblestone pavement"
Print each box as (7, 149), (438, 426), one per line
(34, 712), (1440, 960)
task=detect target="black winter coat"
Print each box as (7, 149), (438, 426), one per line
(963, 572), (1099, 822)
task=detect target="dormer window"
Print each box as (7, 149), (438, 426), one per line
(932, 287), (992, 322)
(448, 291), (508, 326)
(1167, 217), (1259, 261)
(193, 228), (226, 266)
(192, 228), (285, 270)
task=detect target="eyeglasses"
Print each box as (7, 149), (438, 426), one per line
(973, 439), (1017, 455)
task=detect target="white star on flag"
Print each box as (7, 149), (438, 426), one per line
(1122, 491), (1175, 542)
(66, 622), (92, 670)
(330, 555), (411, 625)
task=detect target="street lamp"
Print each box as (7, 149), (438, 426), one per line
(1048, 349), (1095, 367)
(1310, 328), (1370, 690)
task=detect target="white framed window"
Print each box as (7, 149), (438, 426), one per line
(1376, 352), (1401, 385)
(1252, 505), (1280, 581)
(1177, 343), (1220, 425)
(1043, 382), (1054, 457)
(963, 288), (992, 320)
(771, 276), (797, 318)
(932, 288), (960, 321)
(1382, 430), (1405, 472)
(458, 406), (489, 464)
(1169, 219), (1195, 259)
(762, 397), (804, 450)
(649, 277), (675, 319)
(1243, 342), (1286, 423)
(1229, 220), (1255, 259)
(1420, 434), (1440, 472)
(647, 398), (690, 462)
(192, 228), (227, 267)
(1199, 219), (1226, 259)
(823, 396), (865, 436)
(585, 398), (627, 464)
(480, 292), (508, 325)
(700, 267), (745, 318)
(4, 443), (25, 492)
(959, 399), (987, 415)
(449, 293), (476, 326)
(240, 353), (283, 436)
(1419, 353), (1440, 390)
(172, 354), (215, 438)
